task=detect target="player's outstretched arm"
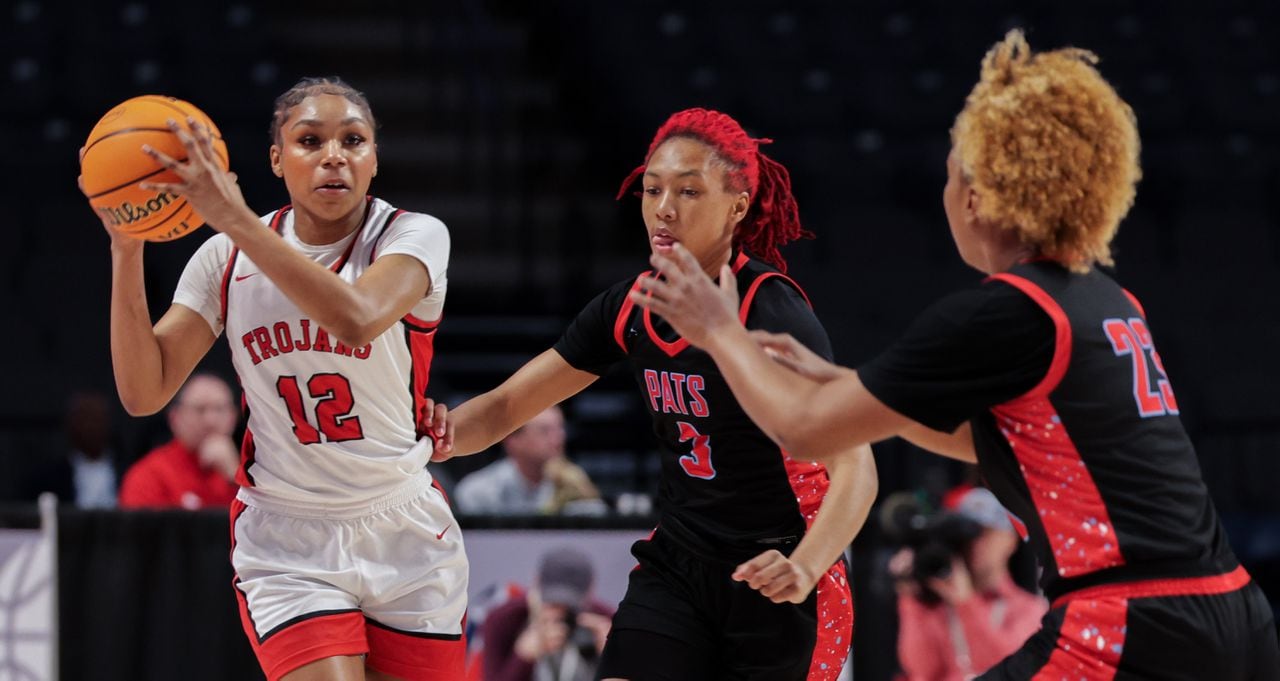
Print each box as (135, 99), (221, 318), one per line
(898, 422), (976, 463)
(140, 119), (426, 348)
(633, 244), (914, 459)
(735, 443), (878, 604)
(754, 329), (977, 463)
(748, 330), (848, 384)
(439, 349), (598, 459)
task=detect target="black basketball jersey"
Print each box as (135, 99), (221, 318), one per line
(974, 261), (1237, 599)
(555, 251), (835, 559)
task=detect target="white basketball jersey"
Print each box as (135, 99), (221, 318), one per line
(174, 197), (449, 510)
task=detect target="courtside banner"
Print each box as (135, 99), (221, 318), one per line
(0, 497), (56, 681)
(464, 529), (647, 611)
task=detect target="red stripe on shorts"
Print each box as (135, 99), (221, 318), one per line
(366, 618), (467, 680)
(1051, 565), (1252, 610)
(808, 560), (853, 680)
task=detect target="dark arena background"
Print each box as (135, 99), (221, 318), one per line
(2, 1), (1278, 679)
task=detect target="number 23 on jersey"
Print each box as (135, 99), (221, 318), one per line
(1103, 317), (1179, 418)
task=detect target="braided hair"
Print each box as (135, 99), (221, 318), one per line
(617, 108), (810, 272)
(269, 76), (377, 146)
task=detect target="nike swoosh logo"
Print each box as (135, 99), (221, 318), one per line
(436, 524), (451, 540)
(234, 273), (257, 282)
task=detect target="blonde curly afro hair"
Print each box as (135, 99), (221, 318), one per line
(952, 29), (1141, 272)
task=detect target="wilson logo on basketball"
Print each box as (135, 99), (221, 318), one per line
(96, 190), (182, 227)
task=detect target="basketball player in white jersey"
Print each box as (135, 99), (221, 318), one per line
(87, 77), (466, 681)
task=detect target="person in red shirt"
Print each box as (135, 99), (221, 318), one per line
(890, 487), (1046, 681)
(119, 373), (240, 509)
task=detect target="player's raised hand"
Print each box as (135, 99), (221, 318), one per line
(750, 330), (846, 384)
(733, 549), (819, 604)
(139, 117), (251, 233)
(630, 243), (741, 348)
(417, 398), (456, 461)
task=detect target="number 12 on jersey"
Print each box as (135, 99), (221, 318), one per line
(276, 373), (365, 444)
(1103, 317), (1179, 418)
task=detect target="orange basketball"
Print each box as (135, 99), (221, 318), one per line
(81, 95), (230, 242)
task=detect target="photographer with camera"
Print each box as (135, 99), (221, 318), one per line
(481, 548), (613, 681)
(887, 488), (1046, 681)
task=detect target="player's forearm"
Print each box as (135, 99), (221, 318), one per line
(707, 327), (912, 459)
(899, 422), (978, 463)
(109, 246), (168, 415)
(449, 350), (597, 456)
(701, 324), (848, 456)
(788, 445), (878, 581)
(449, 393), (521, 456)
(225, 216), (386, 346)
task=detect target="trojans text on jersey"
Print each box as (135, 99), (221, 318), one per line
(240, 318), (373, 366)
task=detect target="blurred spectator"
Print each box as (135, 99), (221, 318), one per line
(454, 406), (606, 516)
(480, 547), (614, 681)
(890, 488), (1047, 681)
(118, 373), (240, 509)
(11, 391), (121, 508)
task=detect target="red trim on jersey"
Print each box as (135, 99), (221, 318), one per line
(368, 208), (407, 264)
(1051, 564), (1251, 610)
(430, 477), (452, 506)
(643, 257), (810, 357)
(613, 274), (648, 353)
(987, 273), (1072, 398)
(236, 429), (257, 487)
(780, 449), (829, 531)
(1121, 288), (1146, 318)
(327, 194), (373, 271)
(403, 312), (441, 331)
(992, 398), (1125, 578)
(405, 320), (438, 438)
(777, 445), (850, 680)
(739, 272), (812, 322)
(366, 621), (466, 680)
(221, 208), (289, 323)
(808, 560), (853, 680)
(270, 206), (290, 234)
(731, 250), (750, 273)
(219, 247), (241, 329)
(236, 393), (257, 487)
(1008, 513), (1030, 541)
(1032, 597), (1127, 681)
(643, 304), (688, 357)
(630, 527), (658, 572)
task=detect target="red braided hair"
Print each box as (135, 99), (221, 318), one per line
(616, 108), (811, 272)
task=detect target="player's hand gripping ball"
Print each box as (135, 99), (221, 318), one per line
(81, 95), (229, 242)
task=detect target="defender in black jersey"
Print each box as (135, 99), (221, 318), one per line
(635, 32), (1278, 681)
(434, 109), (877, 680)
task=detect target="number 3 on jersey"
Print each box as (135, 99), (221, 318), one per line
(1103, 317), (1179, 418)
(676, 421), (716, 479)
(276, 373), (365, 444)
